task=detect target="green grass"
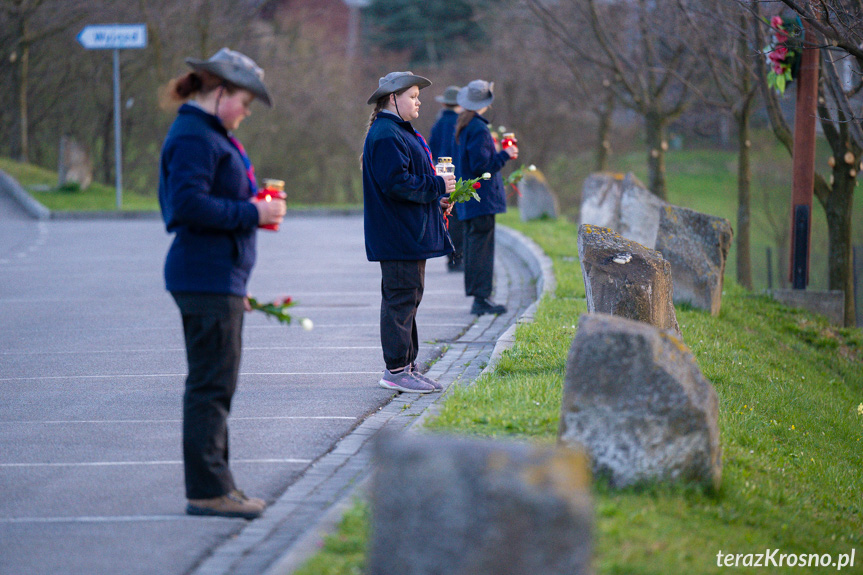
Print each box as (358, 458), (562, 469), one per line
(293, 499), (370, 575)
(292, 210), (862, 575)
(0, 157), (160, 212)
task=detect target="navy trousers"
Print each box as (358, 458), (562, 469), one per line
(379, 260), (425, 371)
(463, 214), (496, 298)
(172, 292), (244, 499)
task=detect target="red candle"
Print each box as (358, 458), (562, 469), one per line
(257, 179), (286, 231)
(501, 132), (517, 150)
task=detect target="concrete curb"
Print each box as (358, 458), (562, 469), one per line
(0, 170), (50, 220)
(257, 223), (557, 575)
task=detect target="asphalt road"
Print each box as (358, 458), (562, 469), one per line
(0, 193), (489, 575)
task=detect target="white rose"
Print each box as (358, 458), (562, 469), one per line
(301, 318), (314, 331)
(482, 172), (492, 180)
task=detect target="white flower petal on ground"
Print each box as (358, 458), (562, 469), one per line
(301, 318), (314, 331)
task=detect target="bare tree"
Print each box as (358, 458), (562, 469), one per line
(525, 0), (698, 200)
(678, 1), (761, 288)
(0, 0), (90, 162)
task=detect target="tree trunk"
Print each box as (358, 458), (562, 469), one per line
(824, 167), (856, 326)
(645, 110), (667, 200)
(735, 108), (753, 289)
(595, 89), (614, 172)
(16, 20), (30, 163)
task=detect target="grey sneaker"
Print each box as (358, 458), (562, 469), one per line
(410, 362), (443, 391)
(379, 369), (434, 393)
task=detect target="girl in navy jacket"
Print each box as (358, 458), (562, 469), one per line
(362, 71), (455, 394)
(158, 48), (284, 520)
(454, 79), (518, 316)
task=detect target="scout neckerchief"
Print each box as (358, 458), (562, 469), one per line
(227, 134), (258, 197)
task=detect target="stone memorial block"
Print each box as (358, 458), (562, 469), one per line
(579, 172), (624, 230)
(559, 313), (722, 489)
(655, 205), (733, 315)
(518, 171), (559, 221)
(58, 135), (93, 190)
(368, 432), (593, 575)
(618, 174), (665, 248)
(578, 224), (681, 337)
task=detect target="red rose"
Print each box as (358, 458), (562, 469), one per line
(472, 182), (481, 189)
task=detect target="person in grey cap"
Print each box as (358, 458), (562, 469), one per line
(362, 71), (456, 394)
(454, 79), (518, 315)
(158, 47), (284, 519)
(428, 85), (465, 272)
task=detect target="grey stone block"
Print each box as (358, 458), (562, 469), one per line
(518, 172), (559, 221)
(656, 205), (733, 315)
(768, 289), (845, 326)
(368, 433), (593, 575)
(559, 313), (722, 490)
(578, 224), (681, 337)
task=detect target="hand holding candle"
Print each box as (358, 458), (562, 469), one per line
(254, 178), (287, 231)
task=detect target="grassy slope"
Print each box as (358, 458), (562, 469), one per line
(431, 213), (862, 573)
(0, 157), (159, 211)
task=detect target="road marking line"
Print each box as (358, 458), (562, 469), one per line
(0, 458), (312, 468)
(0, 515), (234, 524)
(0, 416), (357, 425)
(0, 346), (381, 355)
(0, 371), (380, 381)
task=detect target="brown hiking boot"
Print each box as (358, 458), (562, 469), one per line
(187, 489), (266, 519)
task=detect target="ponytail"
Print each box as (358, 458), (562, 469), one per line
(160, 70), (236, 110)
(359, 97), (388, 169)
(455, 110), (476, 143)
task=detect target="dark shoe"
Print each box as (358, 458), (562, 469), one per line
(378, 369), (434, 394)
(187, 489), (266, 519)
(471, 297), (507, 316)
(410, 362), (443, 391)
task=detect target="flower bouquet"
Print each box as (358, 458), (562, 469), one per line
(504, 164), (537, 187)
(764, 15), (803, 94)
(449, 172), (491, 204)
(504, 164), (538, 198)
(247, 295), (313, 330)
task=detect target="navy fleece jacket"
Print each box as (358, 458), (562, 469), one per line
(428, 109), (458, 161)
(158, 104), (260, 296)
(362, 112), (452, 261)
(454, 113), (510, 221)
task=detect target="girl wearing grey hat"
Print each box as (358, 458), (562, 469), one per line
(362, 71), (456, 394)
(158, 48), (284, 520)
(454, 79), (518, 315)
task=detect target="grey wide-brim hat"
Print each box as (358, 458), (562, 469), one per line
(435, 85), (461, 105)
(457, 79), (494, 111)
(367, 71), (431, 105)
(186, 47), (273, 107)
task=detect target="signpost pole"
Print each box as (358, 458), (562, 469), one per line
(77, 24), (146, 211)
(113, 48), (123, 210)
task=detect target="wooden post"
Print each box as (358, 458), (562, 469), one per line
(789, 20), (819, 289)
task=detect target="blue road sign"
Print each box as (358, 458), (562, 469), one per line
(77, 24), (147, 50)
